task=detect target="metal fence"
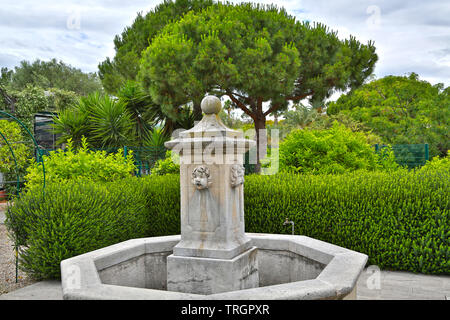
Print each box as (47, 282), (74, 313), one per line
(34, 111), (59, 150)
(374, 144), (429, 168)
(36, 143), (430, 177)
(38, 146), (167, 176)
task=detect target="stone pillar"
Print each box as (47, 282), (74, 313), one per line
(165, 96), (259, 295)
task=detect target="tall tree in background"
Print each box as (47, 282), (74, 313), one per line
(98, 0), (213, 107)
(4, 59), (102, 96)
(327, 73), (449, 158)
(0, 67), (16, 113)
(0, 59), (93, 130)
(138, 3), (377, 171)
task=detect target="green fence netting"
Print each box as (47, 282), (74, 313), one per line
(375, 144), (429, 168)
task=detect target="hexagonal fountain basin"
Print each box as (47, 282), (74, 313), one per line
(61, 233), (367, 300)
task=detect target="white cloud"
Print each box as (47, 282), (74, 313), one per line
(1, 0), (449, 88)
(0, 0), (159, 72)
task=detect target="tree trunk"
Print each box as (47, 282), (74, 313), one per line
(254, 114), (267, 174)
(193, 99), (202, 121)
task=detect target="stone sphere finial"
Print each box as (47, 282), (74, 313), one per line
(201, 95), (221, 114)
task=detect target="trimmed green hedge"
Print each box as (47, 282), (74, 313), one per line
(245, 169), (449, 274)
(7, 178), (149, 279)
(6, 167), (449, 279)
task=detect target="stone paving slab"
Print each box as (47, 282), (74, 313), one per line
(356, 269), (450, 300)
(0, 281), (63, 300)
(0, 269), (448, 300)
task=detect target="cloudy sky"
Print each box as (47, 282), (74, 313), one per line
(1, 0), (449, 87)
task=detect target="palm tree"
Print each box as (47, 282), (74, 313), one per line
(118, 80), (195, 138)
(117, 81), (153, 145)
(284, 103), (319, 129)
(53, 92), (133, 149)
(89, 95), (132, 148)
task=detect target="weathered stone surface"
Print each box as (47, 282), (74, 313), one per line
(257, 249), (325, 286)
(167, 246), (258, 295)
(60, 234), (367, 300)
(165, 96), (255, 261)
(163, 96), (260, 295)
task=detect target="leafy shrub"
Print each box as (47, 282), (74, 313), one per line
(6, 174), (180, 279)
(244, 169), (449, 274)
(141, 174), (180, 236)
(151, 151), (180, 175)
(6, 178), (149, 279)
(375, 144), (400, 171)
(419, 152), (450, 173)
(0, 120), (30, 173)
(326, 74), (450, 159)
(7, 166), (448, 278)
(279, 123), (398, 174)
(0, 120), (32, 197)
(24, 137), (136, 192)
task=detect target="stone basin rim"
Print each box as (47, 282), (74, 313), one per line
(60, 233), (368, 300)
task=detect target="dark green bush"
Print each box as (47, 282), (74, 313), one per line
(6, 177), (148, 279)
(279, 123), (398, 174)
(7, 166), (449, 279)
(141, 174), (180, 236)
(245, 169), (449, 274)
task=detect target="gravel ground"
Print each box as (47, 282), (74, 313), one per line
(0, 204), (35, 295)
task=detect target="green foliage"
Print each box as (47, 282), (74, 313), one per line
(98, 0), (214, 94)
(5, 59), (102, 96)
(1, 86), (50, 130)
(47, 88), (79, 111)
(244, 169), (449, 274)
(52, 86), (190, 148)
(151, 150), (180, 175)
(89, 95), (133, 147)
(279, 123), (397, 174)
(116, 81), (154, 144)
(376, 145), (400, 171)
(0, 120), (30, 173)
(139, 2), (377, 170)
(52, 106), (90, 148)
(139, 3), (301, 110)
(6, 178), (149, 279)
(0, 85), (79, 131)
(419, 152), (450, 173)
(141, 174), (181, 236)
(327, 74), (450, 158)
(144, 128), (169, 149)
(0, 120), (32, 196)
(52, 92), (134, 148)
(6, 174), (180, 279)
(283, 104), (319, 130)
(24, 137), (136, 192)
(7, 167), (448, 278)
(0, 58), (97, 133)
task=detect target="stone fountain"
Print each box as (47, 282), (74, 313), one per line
(60, 96), (367, 300)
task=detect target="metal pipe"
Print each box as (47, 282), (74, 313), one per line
(283, 218), (295, 235)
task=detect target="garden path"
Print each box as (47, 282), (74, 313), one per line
(0, 203), (35, 295)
